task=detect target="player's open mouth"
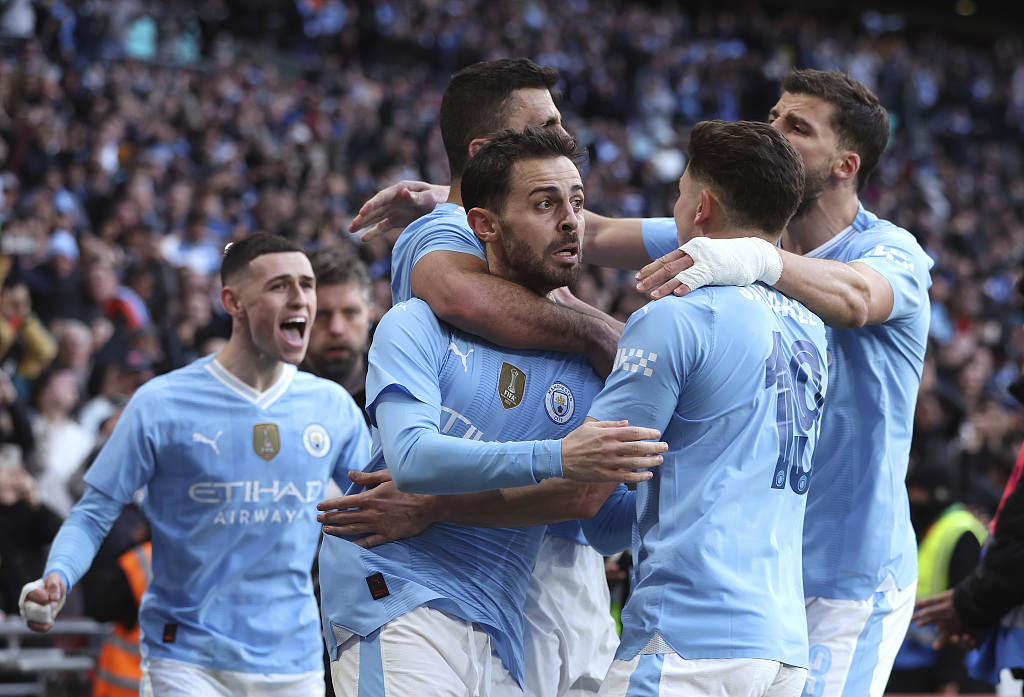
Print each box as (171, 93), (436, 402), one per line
(552, 244), (579, 262)
(280, 317), (307, 344)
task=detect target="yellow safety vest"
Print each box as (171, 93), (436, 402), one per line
(916, 504), (987, 599)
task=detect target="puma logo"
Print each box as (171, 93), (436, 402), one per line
(193, 430), (223, 455)
(449, 342), (474, 372)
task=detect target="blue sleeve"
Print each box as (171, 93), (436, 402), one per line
(642, 217), (679, 261)
(365, 300), (449, 427)
(589, 297), (701, 433)
(848, 228), (933, 324)
(375, 393), (562, 494)
(44, 486), (124, 593)
(410, 219), (485, 265)
(329, 393), (372, 487)
(84, 385), (158, 503)
(580, 484), (635, 555)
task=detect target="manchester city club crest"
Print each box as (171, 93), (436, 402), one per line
(303, 424), (331, 458)
(544, 382), (575, 425)
(253, 423), (281, 462)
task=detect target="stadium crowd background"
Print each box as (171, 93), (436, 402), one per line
(0, 0), (1023, 678)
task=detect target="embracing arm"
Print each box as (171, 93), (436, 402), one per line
(635, 240), (882, 329)
(319, 470), (619, 546)
(581, 211), (650, 270)
(772, 253), (883, 328)
(413, 251), (620, 377)
(319, 402), (663, 545)
(376, 394), (663, 494)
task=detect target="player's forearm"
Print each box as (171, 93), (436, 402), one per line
(581, 211), (649, 270)
(774, 251), (871, 328)
(579, 484), (635, 555)
(377, 399), (561, 494)
(44, 486), (123, 594)
(436, 479), (618, 528)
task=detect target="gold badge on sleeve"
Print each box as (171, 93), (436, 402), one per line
(253, 423), (281, 461)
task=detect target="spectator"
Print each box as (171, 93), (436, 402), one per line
(28, 368), (94, 517)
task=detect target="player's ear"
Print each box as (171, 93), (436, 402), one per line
(833, 150), (860, 183)
(221, 284), (244, 318)
(467, 207), (499, 245)
(694, 188), (714, 226)
(467, 137), (489, 159)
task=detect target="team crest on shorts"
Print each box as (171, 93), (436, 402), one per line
(303, 424), (331, 458)
(498, 362), (526, 409)
(253, 423), (280, 462)
(545, 382), (575, 425)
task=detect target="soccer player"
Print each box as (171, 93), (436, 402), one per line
(318, 128), (665, 696)
(620, 70), (933, 697)
(583, 119), (826, 696)
(350, 58), (625, 697)
(303, 247), (375, 418)
(20, 234), (371, 697)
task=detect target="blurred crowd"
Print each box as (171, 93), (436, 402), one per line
(1, 0), (1023, 626)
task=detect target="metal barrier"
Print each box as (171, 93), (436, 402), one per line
(0, 618), (111, 697)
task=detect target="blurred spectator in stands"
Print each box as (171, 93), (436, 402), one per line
(0, 368), (32, 461)
(161, 210), (222, 278)
(0, 442), (62, 617)
(84, 260), (151, 334)
(28, 368), (93, 517)
(50, 318), (95, 397)
(0, 270), (57, 397)
(27, 228), (87, 325)
(79, 349), (153, 436)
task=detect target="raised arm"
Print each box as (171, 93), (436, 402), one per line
(413, 250), (621, 376)
(581, 211), (650, 270)
(351, 180), (451, 242)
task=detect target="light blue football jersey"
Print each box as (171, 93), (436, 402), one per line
(588, 283), (828, 668)
(799, 205), (932, 599)
(77, 356), (370, 674)
(318, 298), (603, 686)
(390, 202), (485, 304)
(390, 202), (588, 547)
(640, 205), (933, 600)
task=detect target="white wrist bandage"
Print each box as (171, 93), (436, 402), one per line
(674, 237), (783, 292)
(19, 579), (63, 624)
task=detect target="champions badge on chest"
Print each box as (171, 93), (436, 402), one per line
(253, 423), (280, 461)
(498, 362), (526, 410)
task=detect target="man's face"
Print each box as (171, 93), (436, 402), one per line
(504, 88), (568, 137)
(495, 156), (585, 295)
(769, 91), (841, 216)
(232, 252), (315, 366)
(306, 282), (374, 383)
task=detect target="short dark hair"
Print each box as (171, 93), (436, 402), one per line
(687, 120), (805, 237)
(220, 233), (302, 286)
(307, 247), (372, 303)
(461, 127), (587, 217)
(780, 69), (888, 191)
(440, 58), (561, 181)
